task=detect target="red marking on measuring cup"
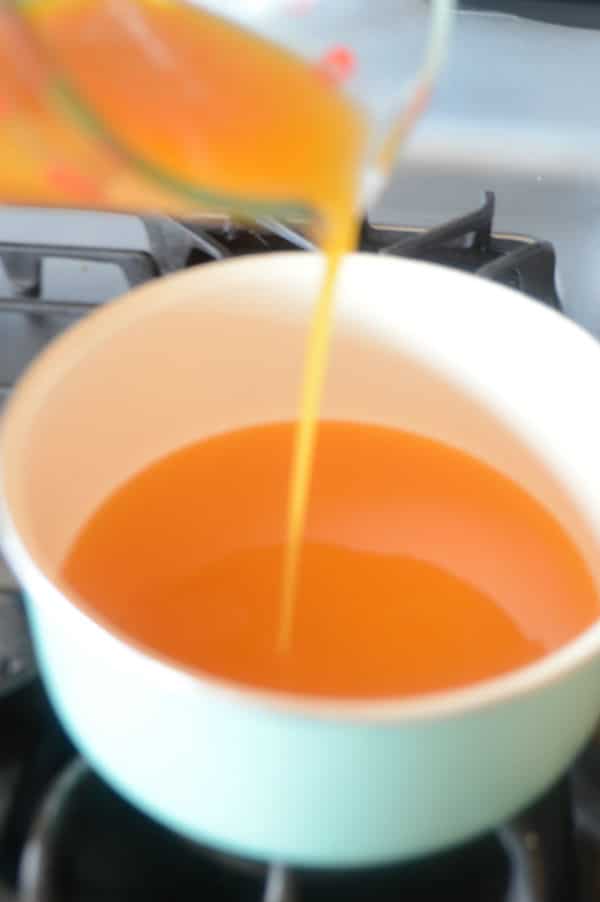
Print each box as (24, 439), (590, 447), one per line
(314, 45), (357, 86)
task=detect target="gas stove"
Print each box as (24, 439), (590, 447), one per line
(2, 2), (600, 897)
(0, 191), (595, 902)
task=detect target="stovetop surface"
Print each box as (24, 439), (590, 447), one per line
(0, 194), (595, 901)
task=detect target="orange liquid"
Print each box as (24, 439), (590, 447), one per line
(60, 421), (600, 699)
(2, 2), (366, 217)
(6, 3), (367, 640)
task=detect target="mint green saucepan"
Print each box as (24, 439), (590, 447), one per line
(2, 252), (600, 868)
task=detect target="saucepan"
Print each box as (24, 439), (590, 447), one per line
(2, 252), (600, 868)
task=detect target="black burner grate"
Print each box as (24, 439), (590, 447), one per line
(11, 755), (577, 902)
(0, 192), (561, 405)
(360, 192), (560, 307)
(0, 192), (560, 320)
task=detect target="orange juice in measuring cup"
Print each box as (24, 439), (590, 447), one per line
(0, 0), (453, 220)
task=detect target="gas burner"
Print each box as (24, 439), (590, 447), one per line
(4, 696), (595, 901)
(361, 193), (560, 309)
(5, 716), (600, 902)
(12, 756), (577, 902)
(19, 759), (289, 902)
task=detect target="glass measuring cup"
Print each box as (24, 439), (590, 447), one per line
(0, 0), (454, 221)
(193, 0), (455, 210)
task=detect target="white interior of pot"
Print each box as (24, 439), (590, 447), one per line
(4, 252), (600, 599)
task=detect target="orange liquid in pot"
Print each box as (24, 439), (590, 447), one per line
(60, 421), (600, 699)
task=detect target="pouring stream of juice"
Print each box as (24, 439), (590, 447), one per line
(0, 0), (454, 650)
